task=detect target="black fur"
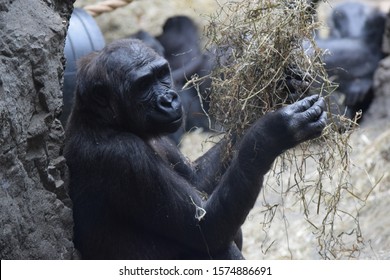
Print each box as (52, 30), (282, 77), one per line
(64, 38), (327, 260)
(157, 16), (214, 142)
(318, 2), (386, 119)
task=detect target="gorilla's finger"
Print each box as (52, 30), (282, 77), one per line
(308, 97), (327, 118)
(302, 104), (323, 121)
(292, 94), (319, 113)
(315, 97), (326, 112)
(309, 110), (328, 132)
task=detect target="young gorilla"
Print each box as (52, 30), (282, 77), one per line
(64, 39), (327, 260)
(157, 16), (214, 143)
(317, 2), (386, 119)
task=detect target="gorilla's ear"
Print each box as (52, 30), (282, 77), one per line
(75, 52), (109, 108)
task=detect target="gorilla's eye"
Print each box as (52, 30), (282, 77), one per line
(136, 75), (152, 92)
(155, 66), (170, 80)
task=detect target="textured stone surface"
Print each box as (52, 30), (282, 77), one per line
(0, 0), (75, 259)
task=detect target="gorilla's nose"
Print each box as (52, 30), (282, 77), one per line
(157, 90), (181, 112)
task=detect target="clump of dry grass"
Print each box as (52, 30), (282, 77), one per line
(205, 0), (332, 135)
(198, 0), (368, 259)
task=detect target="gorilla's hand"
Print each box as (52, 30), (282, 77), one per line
(279, 94), (327, 147)
(238, 95), (327, 176)
(282, 67), (311, 103)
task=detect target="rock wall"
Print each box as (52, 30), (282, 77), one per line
(0, 0), (75, 259)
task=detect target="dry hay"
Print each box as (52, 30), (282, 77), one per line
(191, 0), (374, 259)
(205, 0), (330, 135)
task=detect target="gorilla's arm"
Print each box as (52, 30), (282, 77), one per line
(110, 95), (326, 256)
(65, 38), (327, 260)
(191, 139), (232, 195)
(199, 95), (326, 251)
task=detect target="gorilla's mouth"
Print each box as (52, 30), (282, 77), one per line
(170, 115), (183, 125)
(164, 114), (182, 132)
(171, 115), (183, 126)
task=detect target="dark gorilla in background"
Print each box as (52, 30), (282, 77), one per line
(316, 1), (386, 119)
(157, 16), (214, 142)
(64, 39), (327, 260)
(130, 30), (165, 57)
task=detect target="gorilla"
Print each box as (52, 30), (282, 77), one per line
(64, 38), (327, 260)
(327, 1), (385, 40)
(157, 16), (214, 142)
(130, 30), (165, 57)
(316, 2), (386, 119)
